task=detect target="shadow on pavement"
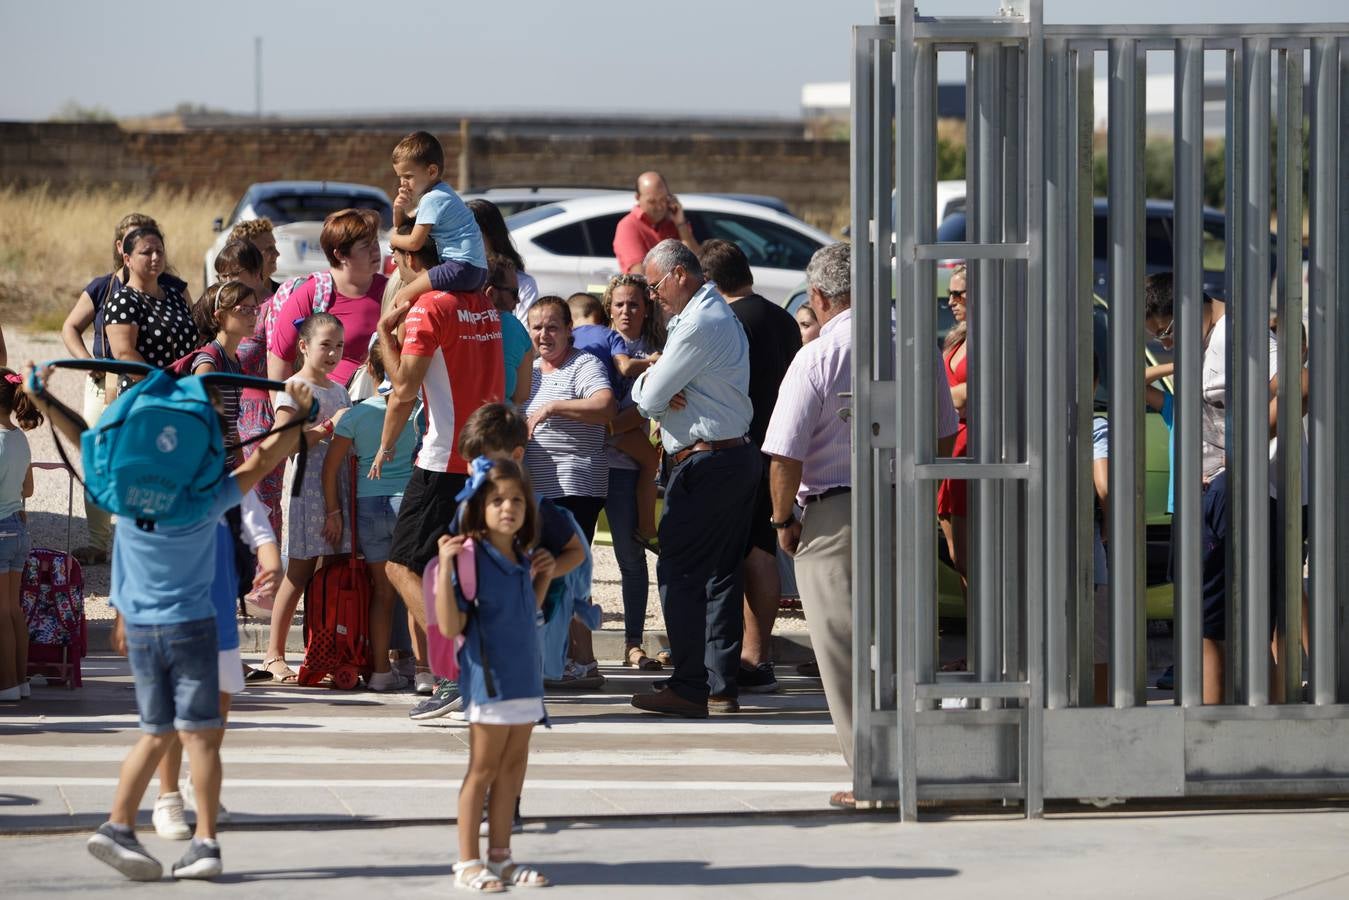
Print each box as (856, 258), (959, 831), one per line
(214, 860), (958, 886)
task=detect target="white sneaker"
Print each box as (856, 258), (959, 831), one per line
(414, 671), (436, 695)
(153, 793), (192, 840)
(181, 778), (229, 823)
(0, 685), (19, 702)
(19, 678), (31, 698)
(368, 670), (410, 692)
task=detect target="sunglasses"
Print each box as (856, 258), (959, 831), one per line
(647, 269), (676, 298)
(1155, 318), (1175, 340)
(948, 289), (967, 301)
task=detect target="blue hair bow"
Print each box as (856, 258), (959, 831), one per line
(455, 456), (495, 503)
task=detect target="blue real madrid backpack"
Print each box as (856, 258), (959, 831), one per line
(29, 359), (317, 530)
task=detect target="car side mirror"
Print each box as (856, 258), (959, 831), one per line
(212, 217), (224, 233)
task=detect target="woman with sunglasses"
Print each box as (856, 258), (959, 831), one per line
(937, 265), (970, 588)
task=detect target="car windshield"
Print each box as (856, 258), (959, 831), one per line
(936, 212), (967, 243)
(254, 193), (392, 229)
(506, 206), (565, 230)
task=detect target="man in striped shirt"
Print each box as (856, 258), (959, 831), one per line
(762, 242), (959, 808)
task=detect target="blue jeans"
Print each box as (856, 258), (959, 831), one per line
(605, 467), (648, 645)
(0, 514), (30, 572)
(355, 494), (401, 563)
(123, 617), (221, 734)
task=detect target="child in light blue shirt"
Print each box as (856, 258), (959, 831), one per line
(388, 130), (487, 306)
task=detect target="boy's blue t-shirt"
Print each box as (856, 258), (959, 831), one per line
(1161, 391), (1175, 514)
(111, 477), (243, 626)
(501, 313), (532, 400)
(571, 323), (619, 388)
(416, 182), (487, 269)
(211, 520), (240, 651)
(334, 395), (421, 498)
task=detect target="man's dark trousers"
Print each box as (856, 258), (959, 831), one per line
(657, 441), (761, 703)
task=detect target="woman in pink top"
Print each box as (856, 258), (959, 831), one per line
(267, 209), (386, 388)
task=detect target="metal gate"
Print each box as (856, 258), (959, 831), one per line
(853, 1), (1349, 819)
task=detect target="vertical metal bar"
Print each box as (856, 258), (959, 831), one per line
(972, 40), (1005, 708)
(1173, 37), (1206, 708)
(892, 2), (919, 823)
(1338, 39), (1349, 706)
(1236, 38), (1272, 707)
(1224, 45), (1245, 705)
(1001, 43), (1025, 693)
(1275, 48), (1304, 703)
(1308, 38), (1340, 706)
(913, 43), (939, 694)
(1071, 47), (1097, 708)
(848, 21), (878, 807)
(1044, 37), (1070, 710)
(1022, 0), (1046, 818)
(1107, 38), (1147, 707)
(874, 36), (898, 719)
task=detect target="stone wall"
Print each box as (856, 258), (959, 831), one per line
(0, 122), (851, 233)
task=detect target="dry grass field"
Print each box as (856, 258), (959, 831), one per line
(0, 183), (232, 329)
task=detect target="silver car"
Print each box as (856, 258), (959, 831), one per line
(204, 181), (394, 286)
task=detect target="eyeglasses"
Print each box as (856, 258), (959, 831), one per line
(948, 289), (967, 301)
(232, 304), (260, 317)
(648, 269), (676, 298)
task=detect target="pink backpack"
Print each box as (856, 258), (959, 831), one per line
(237, 272), (335, 378)
(421, 540), (477, 680)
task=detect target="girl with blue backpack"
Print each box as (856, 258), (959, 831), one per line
(0, 368), (42, 702)
(258, 312), (353, 684)
(435, 457), (553, 891)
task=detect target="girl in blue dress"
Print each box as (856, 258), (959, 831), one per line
(435, 457), (553, 892)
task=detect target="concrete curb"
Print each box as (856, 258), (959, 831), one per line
(84, 620), (816, 663)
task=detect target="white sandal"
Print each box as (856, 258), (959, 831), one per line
(453, 859), (506, 893)
(487, 851), (551, 887)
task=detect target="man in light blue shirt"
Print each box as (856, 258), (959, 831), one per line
(629, 239), (760, 718)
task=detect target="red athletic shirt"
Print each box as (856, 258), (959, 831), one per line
(400, 290), (505, 474)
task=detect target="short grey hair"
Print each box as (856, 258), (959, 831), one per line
(644, 239), (703, 279)
(806, 242), (851, 303)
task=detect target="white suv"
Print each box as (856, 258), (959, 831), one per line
(505, 194), (835, 304)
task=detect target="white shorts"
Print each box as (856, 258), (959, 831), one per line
(218, 647), (246, 695)
(466, 697), (545, 726)
(240, 489), (276, 551)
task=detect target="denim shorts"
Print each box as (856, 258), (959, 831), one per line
(356, 494), (402, 563)
(0, 514), (30, 573)
(123, 617), (221, 734)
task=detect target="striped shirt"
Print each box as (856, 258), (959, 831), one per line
(524, 349), (613, 499)
(762, 308), (959, 506)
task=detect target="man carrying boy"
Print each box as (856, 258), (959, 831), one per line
(375, 243), (505, 719)
(23, 365), (312, 881)
(387, 130), (488, 310)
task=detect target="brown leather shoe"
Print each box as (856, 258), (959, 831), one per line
(631, 687), (708, 718)
(708, 694), (740, 714)
(829, 790), (856, 809)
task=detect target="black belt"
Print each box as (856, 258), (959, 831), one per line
(670, 435), (750, 466)
(804, 486), (851, 505)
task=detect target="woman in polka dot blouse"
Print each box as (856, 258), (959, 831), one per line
(103, 225), (200, 393)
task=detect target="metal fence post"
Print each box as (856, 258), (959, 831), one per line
(1173, 37), (1206, 708)
(1107, 38), (1147, 707)
(1274, 47), (1304, 704)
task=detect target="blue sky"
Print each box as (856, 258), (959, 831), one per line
(0, 0), (1343, 121)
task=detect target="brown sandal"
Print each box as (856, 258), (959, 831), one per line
(624, 645), (662, 671)
(260, 656), (298, 684)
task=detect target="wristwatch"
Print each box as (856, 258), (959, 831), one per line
(769, 514), (795, 530)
